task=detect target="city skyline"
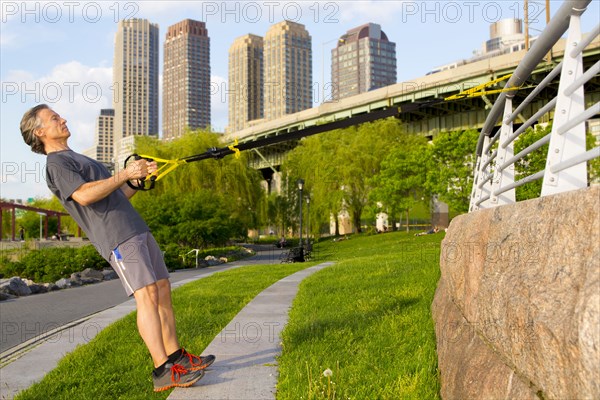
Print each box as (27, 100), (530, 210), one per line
(2, 1), (599, 200)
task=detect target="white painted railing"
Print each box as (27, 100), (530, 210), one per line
(470, 0), (599, 212)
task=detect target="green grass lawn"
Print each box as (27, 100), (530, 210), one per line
(14, 231), (443, 399)
(277, 232), (442, 399)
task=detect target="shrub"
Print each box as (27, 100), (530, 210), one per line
(0, 243), (252, 282)
(0, 245), (109, 283)
(163, 243), (187, 270)
(0, 260), (25, 279)
(73, 245), (109, 270)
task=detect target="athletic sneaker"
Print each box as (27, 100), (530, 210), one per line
(177, 348), (216, 371)
(153, 362), (205, 392)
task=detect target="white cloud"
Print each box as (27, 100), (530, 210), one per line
(3, 69), (35, 82)
(3, 61), (113, 151)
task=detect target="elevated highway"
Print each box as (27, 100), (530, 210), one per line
(222, 35), (600, 174)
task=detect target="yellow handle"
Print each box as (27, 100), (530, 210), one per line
(137, 154), (187, 182)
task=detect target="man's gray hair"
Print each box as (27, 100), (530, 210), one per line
(20, 104), (50, 155)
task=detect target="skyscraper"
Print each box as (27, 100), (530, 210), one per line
(82, 109), (115, 168)
(112, 18), (159, 166)
(263, 21), (312, 121)
(163, 19), (211, 139)
(331, 23), (396, 100)
(228, 34), (263, 133)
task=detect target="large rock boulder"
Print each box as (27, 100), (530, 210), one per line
(23, 279), (48, 294)
(0, 277), (32, 297)
(432, 186), (599, 399)
(0, 292), (16, 301)
(68, 273), (83, 286)
(101, 269), (118, 280)
(204, 255), (223, 266)
(55, 278), (71, 289)
(80, 268), (104, 284)
(43, 282), (60, 292)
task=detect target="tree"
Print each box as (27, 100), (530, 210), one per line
(513, 124), (551, 201)
(425, 129), (479, 214)
(130, 130), (265, 247)
(267, 191), (293, 237)
(283, 118), (404, 235)
(370, 133), (430, 231)
(283, 129), (346, 237)
(514, 123), (600, 201)
(587, 130), (600, 185)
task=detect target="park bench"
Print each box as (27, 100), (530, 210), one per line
(280, 246), (304, 263)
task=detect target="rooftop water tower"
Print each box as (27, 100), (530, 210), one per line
(485, 19), (525, 53)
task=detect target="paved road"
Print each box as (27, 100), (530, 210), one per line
(0, 245), (283, 354)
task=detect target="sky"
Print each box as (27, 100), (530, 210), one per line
(1, 0), (598, 201)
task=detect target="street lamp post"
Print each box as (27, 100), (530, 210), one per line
(297, 179), (305, 262)
(297, 179), (304, 247)
(306, 196), (310, 242)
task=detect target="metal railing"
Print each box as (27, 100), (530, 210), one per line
(469, 0), (599, 212)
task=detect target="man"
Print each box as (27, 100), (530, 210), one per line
(20, 104), (215, 392)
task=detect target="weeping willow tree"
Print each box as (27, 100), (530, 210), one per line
(283, 118), (405, 236)
(369, 133), (430, 232)
(130, 130), (267, 248)
(266, 190), (294, 238)
(283, 128), (345, 238)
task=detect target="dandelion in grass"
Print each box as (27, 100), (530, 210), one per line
(323, 368), (333, 398)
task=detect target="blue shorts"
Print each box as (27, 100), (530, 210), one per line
(108, 232), (170, 296)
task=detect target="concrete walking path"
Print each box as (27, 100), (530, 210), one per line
(168, 262), (334, 400)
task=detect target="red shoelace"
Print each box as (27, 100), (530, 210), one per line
(170, 363), (189, 382)
(183, 350), (207, 368)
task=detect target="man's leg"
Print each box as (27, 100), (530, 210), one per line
(155, 278), (217, 372)
(156, 278), (180, 356)
(133, 283), (168, 367)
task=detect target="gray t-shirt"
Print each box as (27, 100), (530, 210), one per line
(46, 150), (149, 260)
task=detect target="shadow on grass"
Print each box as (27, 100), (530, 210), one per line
(287, 296), (421, 343)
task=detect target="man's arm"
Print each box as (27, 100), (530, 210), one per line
(120, 183), (138, 199)
(71, 159), (154, 206)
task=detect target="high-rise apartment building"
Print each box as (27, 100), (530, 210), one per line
(331, 23), (396, 100)
(82, 109), (115, 168)
(163, 19), (211, 139)
(112, 19), (159, 167)
(263, 21), (312, 121)
(228, 34), (264, 133)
